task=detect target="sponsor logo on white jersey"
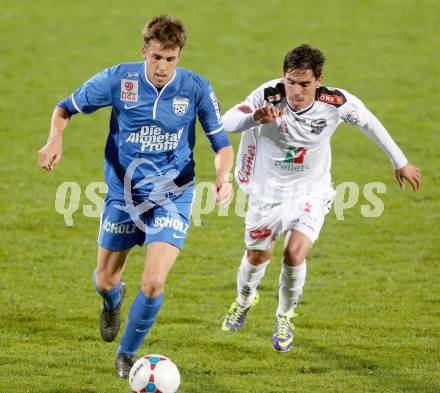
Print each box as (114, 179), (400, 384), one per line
(293, 115), (306, 124)
(272, 146), (309, 172)
(120, 79), (138, 102)
(267, 93), (282, 103)
(173, 96), (189, 115)
(125, 126), (184, 152)
(318, 93), (344, 105)
(237, 143), (256, 184)
(344, 111), (359, 125)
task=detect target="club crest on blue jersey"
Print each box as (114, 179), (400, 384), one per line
(120, 79), (138, 102)
(172, 96), (189, 115)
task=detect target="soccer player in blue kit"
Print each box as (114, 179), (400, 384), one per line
(38, 15), (234, 378)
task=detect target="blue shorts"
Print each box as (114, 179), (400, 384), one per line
(98, 186), (194, 251)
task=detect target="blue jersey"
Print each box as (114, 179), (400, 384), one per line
(58, 62), (231, 197)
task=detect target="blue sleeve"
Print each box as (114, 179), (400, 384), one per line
(197, 79), (231, 152)
(56, 68), (113, 115)
(208, 131), (232, 152)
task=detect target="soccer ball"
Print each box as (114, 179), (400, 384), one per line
(128, 354), (180, 393)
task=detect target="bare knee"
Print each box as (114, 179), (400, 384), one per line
(141, 275), (165, 298)
(283, 246), (306, 266)
(247, 249), (272, 266)
(96, 269), (121, 291)
(96, 247), (128, 290)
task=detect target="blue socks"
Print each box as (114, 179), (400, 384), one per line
(93, 270), (164, 356)
(93, 269), (121, 310)
(117, 290), (164, 356)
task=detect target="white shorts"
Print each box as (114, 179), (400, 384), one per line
(244, 190), (335, 250)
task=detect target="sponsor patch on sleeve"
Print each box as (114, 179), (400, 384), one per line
(343, 111), (359, 125)
(318, 94), (344, 105)
(263, 83), (285, 106)
(315, 87), (347, 107)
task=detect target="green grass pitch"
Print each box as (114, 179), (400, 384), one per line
(0, 0), (439, 392)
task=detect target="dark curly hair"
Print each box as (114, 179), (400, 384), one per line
(283, 44), (325, 78)
(142, 15), (186, 49)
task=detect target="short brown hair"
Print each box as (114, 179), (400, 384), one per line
(142, 15), (186, 49)
(283, 44), (325, 78)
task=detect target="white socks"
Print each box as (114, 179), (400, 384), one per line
(235, 253), (307, 315)
(277, 260), (307, 317)
(236, 253), (270, 307)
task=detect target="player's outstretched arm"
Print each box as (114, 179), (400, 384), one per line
(340, 92), (421, 193)
(395, 163), (421, 192)
(214, 146), (234, 207)
(38, 107), (70, 171)
(253, 106), (283, 124)
(222, 105), (283, 133)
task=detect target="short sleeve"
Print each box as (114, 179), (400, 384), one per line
(57, 68), (113, 115)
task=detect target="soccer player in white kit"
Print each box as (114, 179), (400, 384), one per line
(221, 44), (421, 352)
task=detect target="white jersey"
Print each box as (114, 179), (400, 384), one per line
(222, 79), (408, 203)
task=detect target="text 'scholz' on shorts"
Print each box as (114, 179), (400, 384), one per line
(98, 186), (194, 251)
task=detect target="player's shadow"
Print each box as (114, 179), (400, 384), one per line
(300, 338), (439, 393)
